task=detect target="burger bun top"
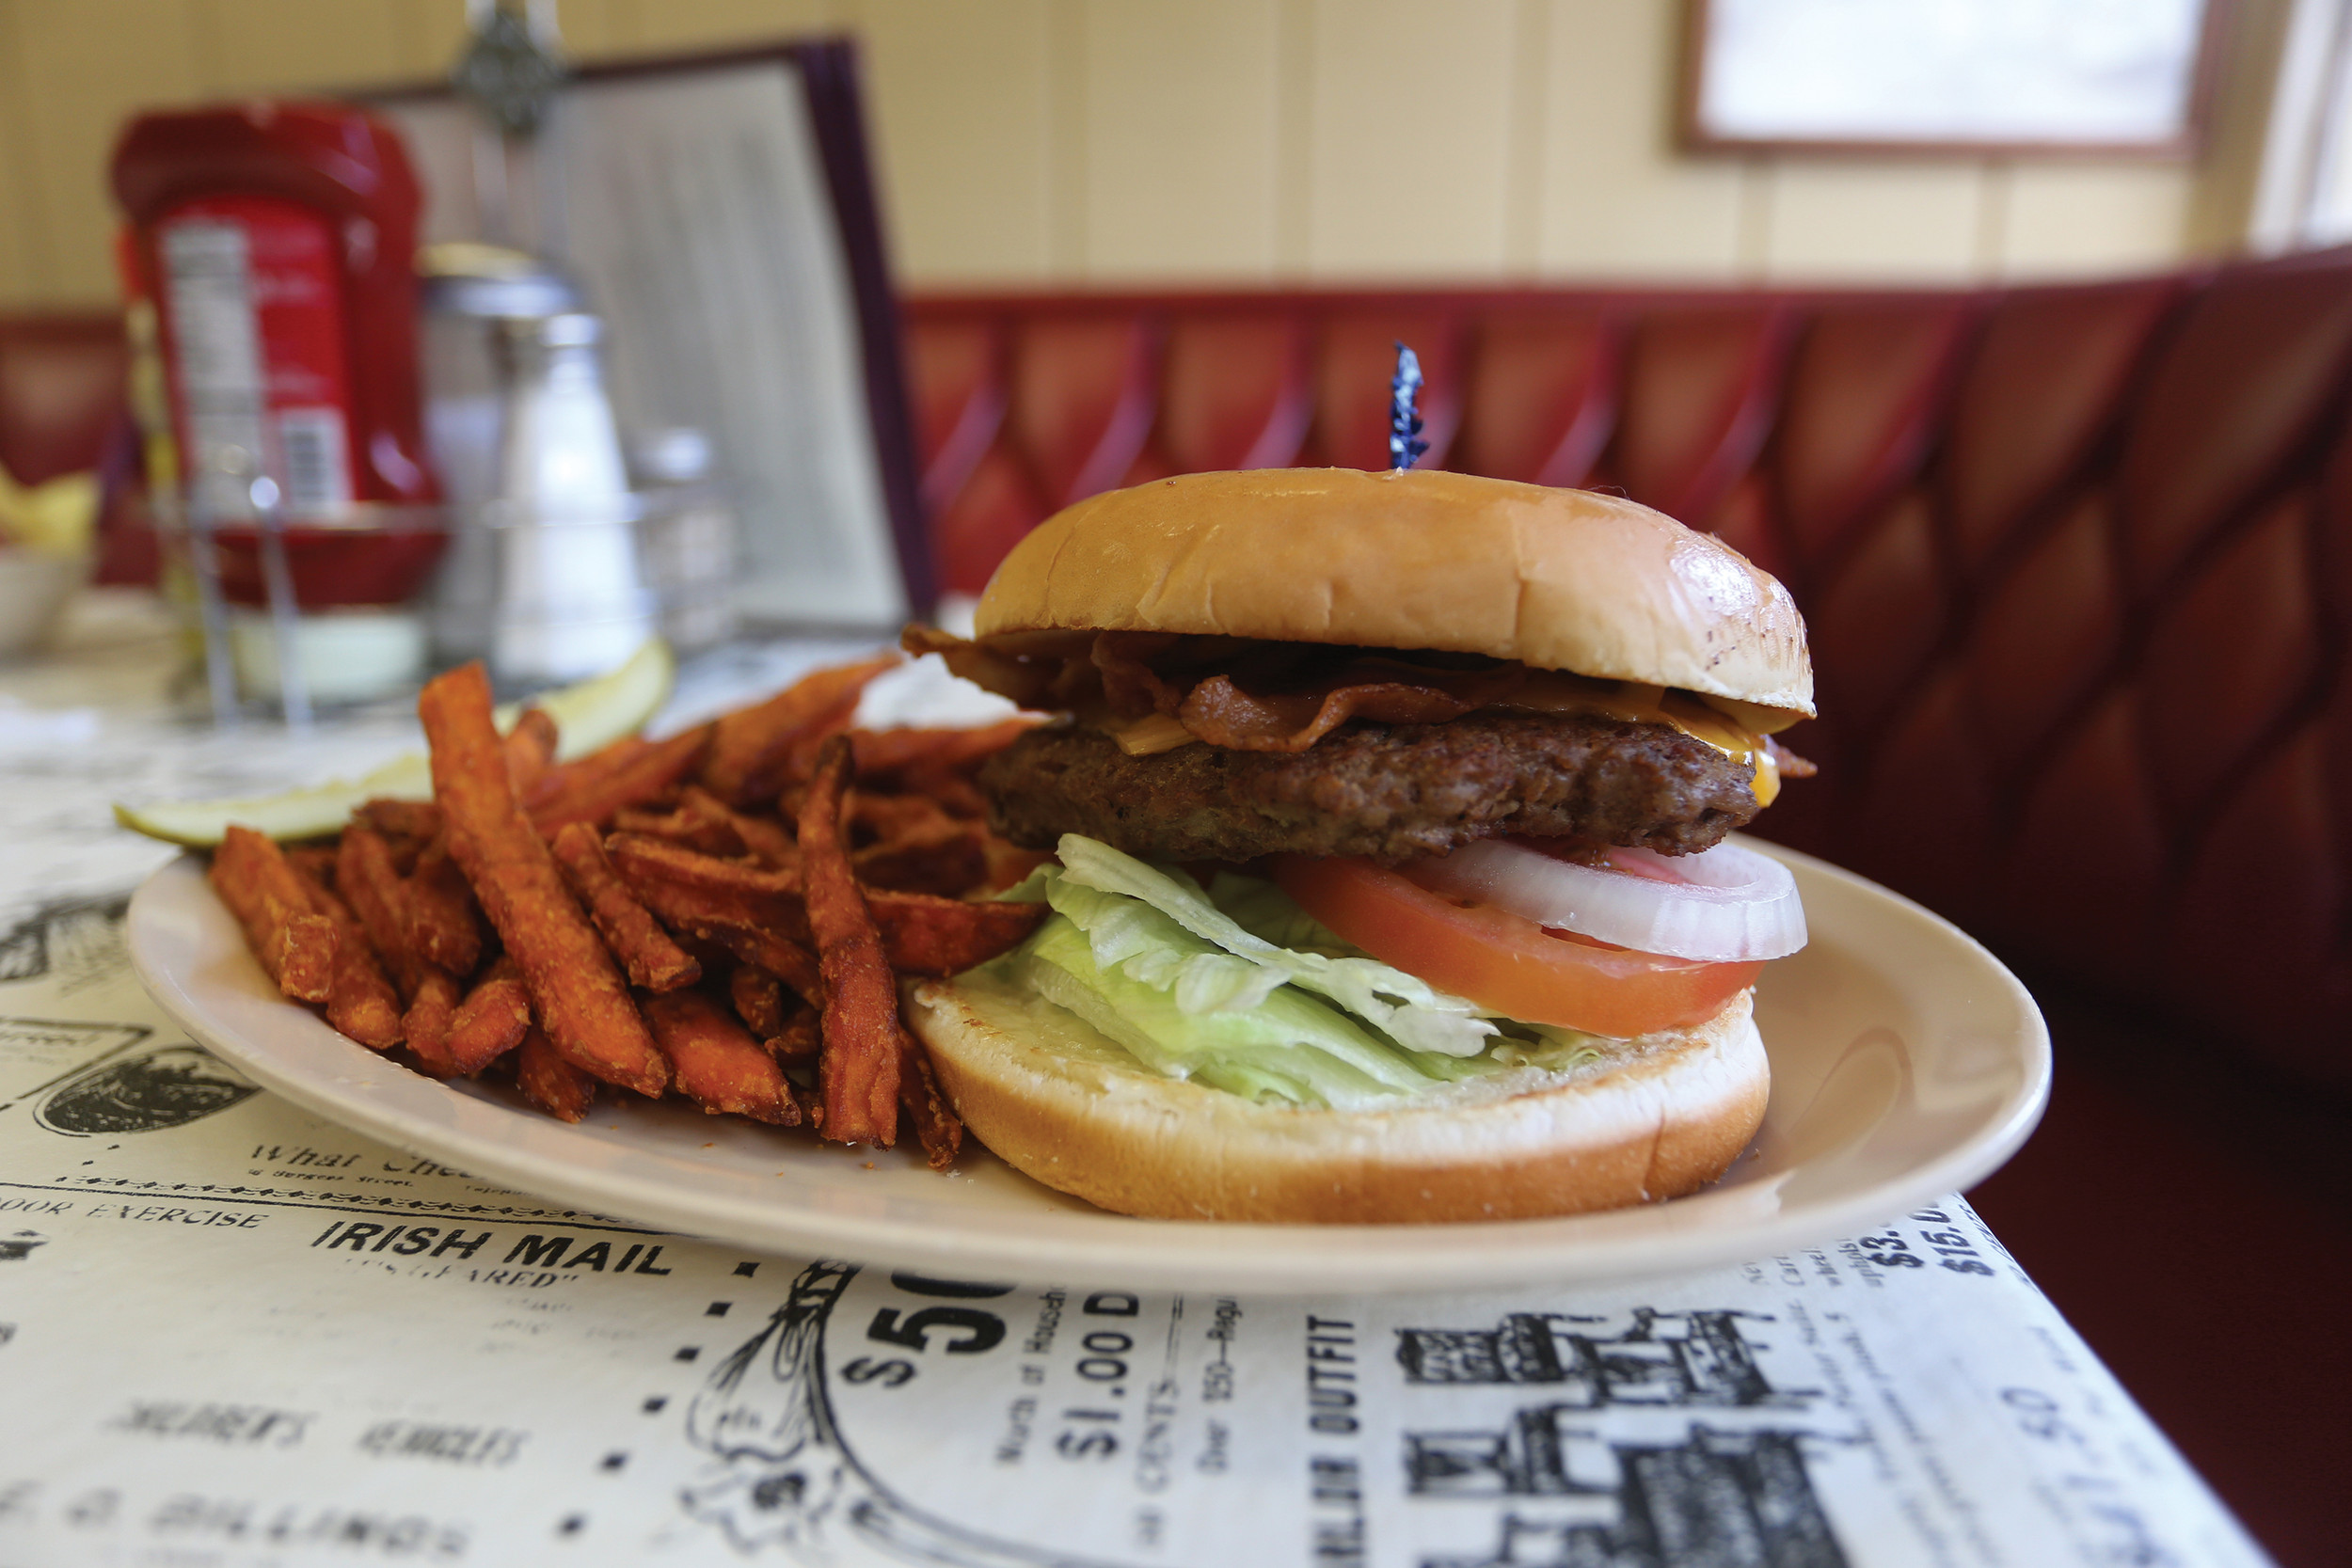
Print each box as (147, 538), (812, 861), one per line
(975, 467), (1813, 718)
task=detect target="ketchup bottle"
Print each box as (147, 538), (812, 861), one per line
(110, 101), (444, 610)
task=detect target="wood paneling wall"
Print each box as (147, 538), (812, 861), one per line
(0, 0), (2286, 309)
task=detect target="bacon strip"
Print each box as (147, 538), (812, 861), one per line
(1766, 735), (1819, 779)
(1178, 670), (1507, 752)
(1082, 633), (1527, 752)
(901, 625), (1080, 709)
(944, 627), (1777, 756)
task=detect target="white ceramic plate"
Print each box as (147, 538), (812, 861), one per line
(127, 842), (2047, 1293)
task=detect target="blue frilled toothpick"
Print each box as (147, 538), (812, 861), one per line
(1390, 341), (1428, 471)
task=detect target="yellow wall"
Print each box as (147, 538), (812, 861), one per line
(0, 0), (2290, 309)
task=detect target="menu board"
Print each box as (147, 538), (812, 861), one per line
(367, 41), (934, 631)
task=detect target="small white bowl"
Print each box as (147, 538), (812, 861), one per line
(0, 549), (90, 660)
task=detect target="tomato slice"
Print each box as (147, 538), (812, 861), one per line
(1272, 854), (1761, 1037)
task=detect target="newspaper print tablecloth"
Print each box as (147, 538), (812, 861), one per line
(0, 598), (2271, 1568)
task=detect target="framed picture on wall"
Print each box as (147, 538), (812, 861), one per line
(1681, 0), (2229, 157)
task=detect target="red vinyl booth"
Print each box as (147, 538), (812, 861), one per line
(904, 252), (2352, 1563)
(0, 313), (144, 584)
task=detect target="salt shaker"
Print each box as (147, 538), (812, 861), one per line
(487, 309), (654, 685)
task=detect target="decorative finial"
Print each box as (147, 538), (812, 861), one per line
(1389, 341), (1428, 471)
(452, 0), (567, 138)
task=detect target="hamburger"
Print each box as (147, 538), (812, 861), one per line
(904, 467), (1814, 1223)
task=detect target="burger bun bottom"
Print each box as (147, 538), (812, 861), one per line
(905, 973), (1768, 1224)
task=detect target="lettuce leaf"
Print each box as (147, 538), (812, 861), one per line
(1053, 835), (1499, 1058)
(1206, 869), (1356, 957)
(1019, 921), (1429, 1108)
(1041, 877), (1286, 1016)
(980, 833), (1611, 1109)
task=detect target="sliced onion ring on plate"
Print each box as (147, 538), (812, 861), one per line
(1401, 838), (1807, 963)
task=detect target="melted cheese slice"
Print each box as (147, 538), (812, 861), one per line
(1104, 711), (1197, 755)
(1492, 675), (1779, 805)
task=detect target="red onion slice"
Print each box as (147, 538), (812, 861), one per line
(1401, 838), (1807, 962)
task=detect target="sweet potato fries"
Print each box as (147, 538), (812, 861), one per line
(205, 656), (1044, 1164)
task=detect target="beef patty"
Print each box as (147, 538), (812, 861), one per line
(978, 711), (1764, 864)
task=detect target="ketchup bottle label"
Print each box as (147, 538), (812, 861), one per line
(155, 195), (356, 521)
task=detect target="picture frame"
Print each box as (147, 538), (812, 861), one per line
(1680, 0), (2230, 159)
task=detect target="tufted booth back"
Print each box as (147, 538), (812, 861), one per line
(906, 250), (2352, 1095)
(0, 315), (128, 488)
